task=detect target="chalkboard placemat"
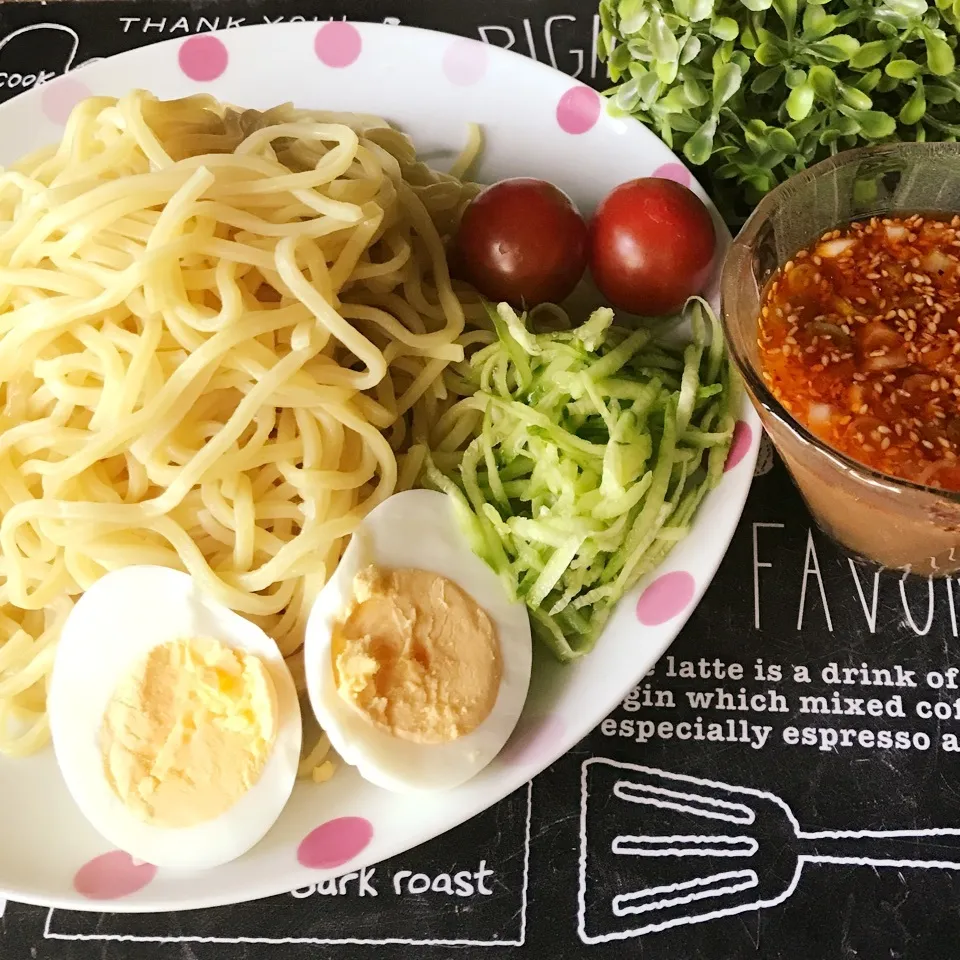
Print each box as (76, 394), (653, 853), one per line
(3, 3), (960, 958)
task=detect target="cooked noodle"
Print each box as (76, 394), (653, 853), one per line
(0, 90), (491, 756)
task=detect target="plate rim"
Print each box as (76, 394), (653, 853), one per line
(0, 18), (761, 912)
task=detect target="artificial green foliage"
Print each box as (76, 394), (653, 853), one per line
(599, 0), (960, 222)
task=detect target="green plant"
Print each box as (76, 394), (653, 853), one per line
(599, 0), (960, 223)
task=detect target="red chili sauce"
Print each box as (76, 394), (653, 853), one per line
(758, 214), (960, 491)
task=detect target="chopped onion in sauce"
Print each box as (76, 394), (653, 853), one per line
(758, 214), (960, 491)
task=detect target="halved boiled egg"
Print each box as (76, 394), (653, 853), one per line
(303, 489), (532, 793)
(48, 565), (301, 871)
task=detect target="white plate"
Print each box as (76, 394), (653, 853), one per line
(0, 21), (760, 910)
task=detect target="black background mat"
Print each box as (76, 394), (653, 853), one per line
(2, 3), (960, 958)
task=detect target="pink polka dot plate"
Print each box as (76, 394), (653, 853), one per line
(0, 21), (760, 911)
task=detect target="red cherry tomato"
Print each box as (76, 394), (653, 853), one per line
(589, 178), (716, 316)
(455, 178), (588, 306)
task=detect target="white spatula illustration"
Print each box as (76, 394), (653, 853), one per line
(578, 758), (960, 943)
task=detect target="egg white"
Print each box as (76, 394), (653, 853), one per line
(303, 489), (532, 794)
(48, 565), (302, 871)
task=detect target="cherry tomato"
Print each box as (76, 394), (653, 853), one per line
(455, 178), (588, 306)
(589, 178), (716, 316)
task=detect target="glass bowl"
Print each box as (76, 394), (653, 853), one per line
(721, 142), (960, 577)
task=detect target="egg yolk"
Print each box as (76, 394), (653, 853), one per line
(331, 566), (502, 744)
(100, 636), (278, 828)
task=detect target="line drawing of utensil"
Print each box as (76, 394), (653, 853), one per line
(578, 758), (960, 943)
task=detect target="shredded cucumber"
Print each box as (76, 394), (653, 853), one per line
(424, 296), (738, 662)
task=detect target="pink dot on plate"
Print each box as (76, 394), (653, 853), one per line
(73, 851), (157, 900)
(315, 22), (363, 68)
(556, 86), (601, 135)
(724, 420), (753, 473)
(636, 571), (696, 626)
(178, 35), (228, 82)
(502, 715), (566, 767)
(651, 162), (693, 188)
(443, 37), (489, 87)
(298, 816), (373, 869)
(41, 76), (91, 126)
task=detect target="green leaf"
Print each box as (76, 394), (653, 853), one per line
(755, 148), (787, 168)
(926, 32), (956, 75)
(615, 0), (647, 32)
(850, 40), (891, 69)
(808, 35), (861, 62)
(741, 0), (773, 11)
(785, 67), (807, 88)
(855, 69), (882, 92)
(826, 34), (861, 56)
(619, 5), (651, 33)
(649, 13), (680, 62)
(613, 79), (643, 112)
(687, 0), (716, 21)
(636, 70), (662, 107)
(680, 34), (702, 64)
(750, 66), (782, 93)
(712, 41), (732, 70)
(656, 57), (680, 83)
(715, 162), (743, 179)
(834, 115), (860, 135)
(767, 127), (799, 151)
(809, 64), (838, 97)
(609, 42), (634, 77)
(598, 30), (612, 63)
(900, 81), (927, 123)
(786, 83), (815, 120)
(740, 24), (760, 52)
(853, 177), (879, 204)
(839, 82), (872, 109)
(857, 110), (897, 138)
(772, 0), (798, 33)
(710, 15), (739, 39)
(657, 118), (675, 148)
(683, 115), (718, 164)
(683, 75), (710, 106)
(712, 61), (743, 107)
(885, 0), (929, 16)
(925, 83), (956, 104)
(666, 112), (702, 132)
(599, 0), (617, 33)
(802, 6), (837, 38)
(660, 86), (692, 111)
(885, 57), (922, 79)
(744, 118), (769, 153)
(755, 41), (785, 65)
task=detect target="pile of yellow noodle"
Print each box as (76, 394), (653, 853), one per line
(0, 90), (492, 757)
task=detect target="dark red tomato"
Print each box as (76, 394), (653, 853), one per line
(589, 178), (716, 316)
(455, 178), (588, 306)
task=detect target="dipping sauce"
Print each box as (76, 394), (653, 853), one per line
(758, 214), (960, 491)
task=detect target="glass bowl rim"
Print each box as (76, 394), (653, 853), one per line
(720, 140), (960, 504)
